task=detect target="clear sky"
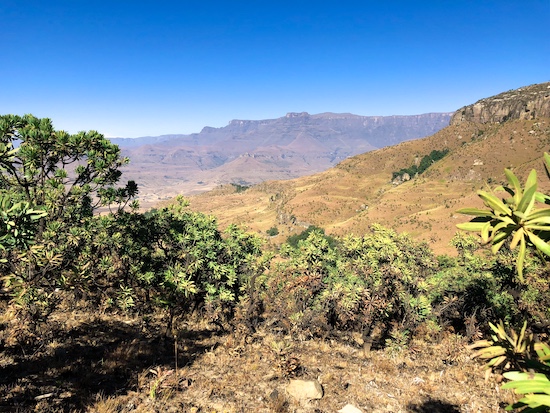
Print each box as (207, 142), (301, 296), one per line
(1, 1), (548, 138)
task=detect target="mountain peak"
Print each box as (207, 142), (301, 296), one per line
(451, 82), (550, 125)
(285, 112), (310, 118)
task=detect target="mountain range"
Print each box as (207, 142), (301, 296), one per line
(183, 82), (550, 255)
(112, 112), (452, 207)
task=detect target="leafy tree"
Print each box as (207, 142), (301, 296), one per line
(392, 149), (449, 180)
(64, 196), (265, 332)
(266, 226), (279, 236)
(0, 114), (137, 305)
(0, 114), (137, 220)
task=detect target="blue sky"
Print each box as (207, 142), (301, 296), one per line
(1, 1), (548, 138)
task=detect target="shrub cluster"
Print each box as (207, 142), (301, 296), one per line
(392, 149), (449, 180)
(258, 226), (549, 346)
(1, 115), (548, 356)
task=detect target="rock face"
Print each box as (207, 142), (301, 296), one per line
(451, 82), (550, 125)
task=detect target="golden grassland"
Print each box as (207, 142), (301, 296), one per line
(185, 119), (550, 255)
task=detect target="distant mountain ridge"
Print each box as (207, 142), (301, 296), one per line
(183, 82), (550, 255)
(113, 111), (452, 150)
(111, 111), (452, 206)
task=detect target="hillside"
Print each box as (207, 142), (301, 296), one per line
(186, 82), (550, 255)
(3, 86), (550, 413)
(114, 112), (452, 207)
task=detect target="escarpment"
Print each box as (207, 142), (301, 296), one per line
(451, 82), (550, 125)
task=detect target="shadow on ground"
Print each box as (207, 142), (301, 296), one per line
(0, 316), (218, 412)
(407, 398), (461, 413)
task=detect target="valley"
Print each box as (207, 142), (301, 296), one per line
(1, 82), (549, 413)
(113, 112), (452, 207)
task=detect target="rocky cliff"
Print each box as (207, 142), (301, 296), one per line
(450, 82), (550, 125)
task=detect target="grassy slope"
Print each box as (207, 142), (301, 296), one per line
(4, 120), (549, 412)
(186, 119), (550, 255)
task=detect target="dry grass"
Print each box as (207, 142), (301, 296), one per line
(0, 299), (513, 413)
(186, 119), (550, 255)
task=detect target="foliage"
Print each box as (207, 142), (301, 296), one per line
(392, 149), (449, 180)
(0, 114), (137, 309)
(0, 114), (137, 220)
(502, 342), (550, 412)
(0, 193), (46, 256)
(469, 322), (550, 412)
(458, 154), (550, 412)
(231, 183), (250, 193)
(266, 226), (279, 236)
(262, 224), (439, 345)
(285, 225), (338, 249)
(457, 155), (550, 280)
(456, 155), (550, 326)
(468, 321), (535, 375)
(65, 196), (265, 330)
(0, 113), (267, 335)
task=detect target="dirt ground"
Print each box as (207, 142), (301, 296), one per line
(0, 300), (513, 413)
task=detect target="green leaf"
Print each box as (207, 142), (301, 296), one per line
(526, 231), (550, 257)
(504, 168), (522, 200)
(478, 190), (512, 216)
(525, 169), (538, 192)
(510, 228), (524, 250)
(525, 225), (550, 232)
(491, 236), (508, 254)
(517, 183), (538, 215)
(456, 221), (490, 232)
(525, 208), (550, 223)
(535, 191), (550, 205)
(480, 221), (492, 243)
(456, 207), (494, 217)
(502, 380), (550, 394)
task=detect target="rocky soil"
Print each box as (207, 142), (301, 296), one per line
(0, 300), (512, 413)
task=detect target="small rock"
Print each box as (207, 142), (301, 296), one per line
(286, 379), (323, 400)
(411, 376), (425, 385)
(34, 393), (55, 401)
(339, 404), (363, 413)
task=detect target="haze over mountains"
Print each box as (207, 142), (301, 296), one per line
(112, 112), (452, 206)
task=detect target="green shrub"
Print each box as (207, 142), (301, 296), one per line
(262, 224), (440, 346)
(392, 149), (449, 180)
(285, 225), (338, 249)
(266, 226), (279, 236)
(0, 114), (136, 310)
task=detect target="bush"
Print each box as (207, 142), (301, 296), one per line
(285, 225), (338, 249)
(266, 226), (279, 236)
(261, 224), (440, 346)
(392, 149), (449, 180)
